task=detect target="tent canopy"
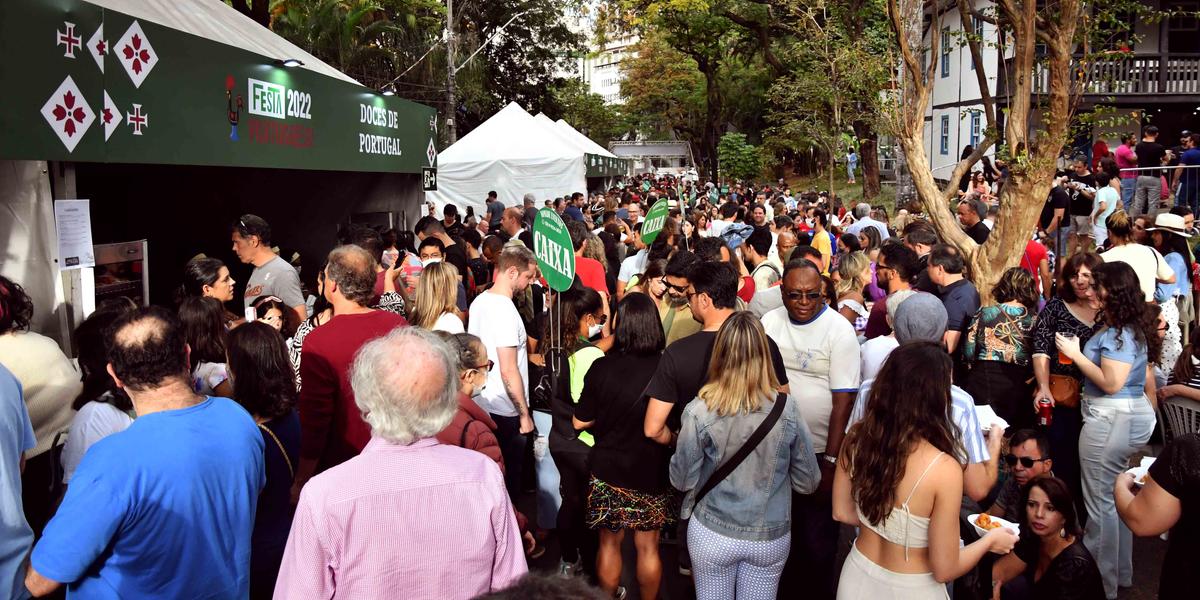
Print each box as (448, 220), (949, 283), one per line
(554, 119), (618, 158)
(427, 103), (586, 214)
(0, 0), (436, 173)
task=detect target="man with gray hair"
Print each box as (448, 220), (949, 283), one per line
(845, 201), (889, 240)
(275, 327), (527, 599)
(291, 245), (407, 502)
(847, 293), (1003, 503)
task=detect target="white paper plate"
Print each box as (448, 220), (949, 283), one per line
(974, 405), (1010, 433)
(1126, 456), (1156, 487)
(968, 513), (1020, 538)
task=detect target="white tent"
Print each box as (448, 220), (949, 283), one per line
(554, 119), (619, 158)
(426, 103), (585, 214)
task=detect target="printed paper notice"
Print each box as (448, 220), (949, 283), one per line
(54, 199), (95, 270)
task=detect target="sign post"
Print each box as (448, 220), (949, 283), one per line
(640, 198), (670, 245)
(533, 208), (575, 292)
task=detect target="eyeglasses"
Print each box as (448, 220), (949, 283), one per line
(591, 313), (608, 325)
(785, 291), (824, 302)
(1004, 454), (1050, 469)
(471, 360), (494, 373)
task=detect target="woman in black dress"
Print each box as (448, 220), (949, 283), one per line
(573, 293), (670, 600)
(992, 476), (1105, 600)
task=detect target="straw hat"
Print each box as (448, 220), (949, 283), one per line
(1146, 213), (1193, 238)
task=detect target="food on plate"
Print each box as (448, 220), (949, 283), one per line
(975, 513), (1002, 531)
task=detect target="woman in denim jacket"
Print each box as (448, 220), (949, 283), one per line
(670, 311), (820, 599)
(1054, 260), (1161, 600)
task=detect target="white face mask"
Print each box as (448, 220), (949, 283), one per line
(420, 257), (441, 268)
(587, 323), (603, 338)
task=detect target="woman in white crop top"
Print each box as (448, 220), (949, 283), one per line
(832, 342), (1018, 599)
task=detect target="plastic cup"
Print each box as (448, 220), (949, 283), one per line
(1058, 333), (1077, 365)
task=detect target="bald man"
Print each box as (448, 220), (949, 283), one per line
(500, 207), (535, 249)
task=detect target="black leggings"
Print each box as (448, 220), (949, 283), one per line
(552, 448), (597, 572)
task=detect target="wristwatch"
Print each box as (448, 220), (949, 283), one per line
(823, 453), (839, 465)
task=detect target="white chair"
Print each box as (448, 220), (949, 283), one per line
(1160, 396), (1200, 443)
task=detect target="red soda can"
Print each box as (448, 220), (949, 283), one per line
(1038, 399), (1053, 427)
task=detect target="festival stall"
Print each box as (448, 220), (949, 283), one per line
(0, 0), (438, 348)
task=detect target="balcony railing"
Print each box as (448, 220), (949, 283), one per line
(998, 53), (1200, 97)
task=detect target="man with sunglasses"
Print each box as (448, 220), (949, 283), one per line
(762, 259), (860, 599)
(659, 252), (704, 345)
(862, 242), (919, 340)
(987, 428), (1053, 519)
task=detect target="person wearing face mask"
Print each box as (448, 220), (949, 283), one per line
(419, 237), (469, 313)
(543, 284), (609, 578)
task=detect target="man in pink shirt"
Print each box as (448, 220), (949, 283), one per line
(275, 327), (527, 599)
(1114, 133), (1138, 211)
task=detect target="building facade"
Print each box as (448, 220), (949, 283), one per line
(922, 0), (1200, 179)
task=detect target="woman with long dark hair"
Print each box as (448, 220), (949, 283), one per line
(1054, 261), (1160, 599)
(178, 256), (240, 326)
(226, 322), (299, 599)
(60, 298), (137, 487)
(574, 293), (670, 599)
(963, 267), (1040, 430)
(544, 284), (608, 578)
(992, 476), (1105, 599)
(671, 312), (820, 600)
(834, 341), (1016, 599)
(178, 296), (233, 397)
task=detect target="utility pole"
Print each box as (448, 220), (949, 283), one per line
(444, 0), (457, 144)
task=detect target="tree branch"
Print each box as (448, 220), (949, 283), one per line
(721, 10), (786, 75)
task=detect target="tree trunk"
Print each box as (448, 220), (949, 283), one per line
(854, 120), (882, 199)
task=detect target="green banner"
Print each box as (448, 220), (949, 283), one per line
(641, 198), (670, 244)
(0, 0), (437, 173)
(585, 153), (627, 177)
(533, 208), (576, 292)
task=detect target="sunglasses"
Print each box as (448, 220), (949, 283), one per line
(1004, 454), (1050, 469)
(785, 291), (825, 302)
(590, 313), (609, 325)
(660, 278), (689, 294)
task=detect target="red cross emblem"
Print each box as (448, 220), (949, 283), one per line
(126, 104), (147, 135)
(57, 22), (81, 58)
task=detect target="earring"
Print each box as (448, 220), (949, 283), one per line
(1060, 528), (1068, 539)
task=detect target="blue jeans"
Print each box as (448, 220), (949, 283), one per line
(1119, 177), (1136, 212)
(1078, 396), (1156, 599)
(532, 410), (560, 529)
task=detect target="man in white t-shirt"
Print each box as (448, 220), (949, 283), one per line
(761, 261), (860, 598)
(467, 244), (538, 497)
(708, 202), (739, 239)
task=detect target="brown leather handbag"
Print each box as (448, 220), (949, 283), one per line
(1047, 374), (1081, 408)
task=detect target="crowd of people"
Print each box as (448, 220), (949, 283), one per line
(1, 153), (1199, 600)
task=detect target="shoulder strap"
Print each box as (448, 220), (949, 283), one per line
(459, 416), (476, 448)
(694, 393), (788, 506)
(902, 452), (945, 505)
(258, 423), (295, 481)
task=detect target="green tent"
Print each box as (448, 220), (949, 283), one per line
(0, 0), (437, 173)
